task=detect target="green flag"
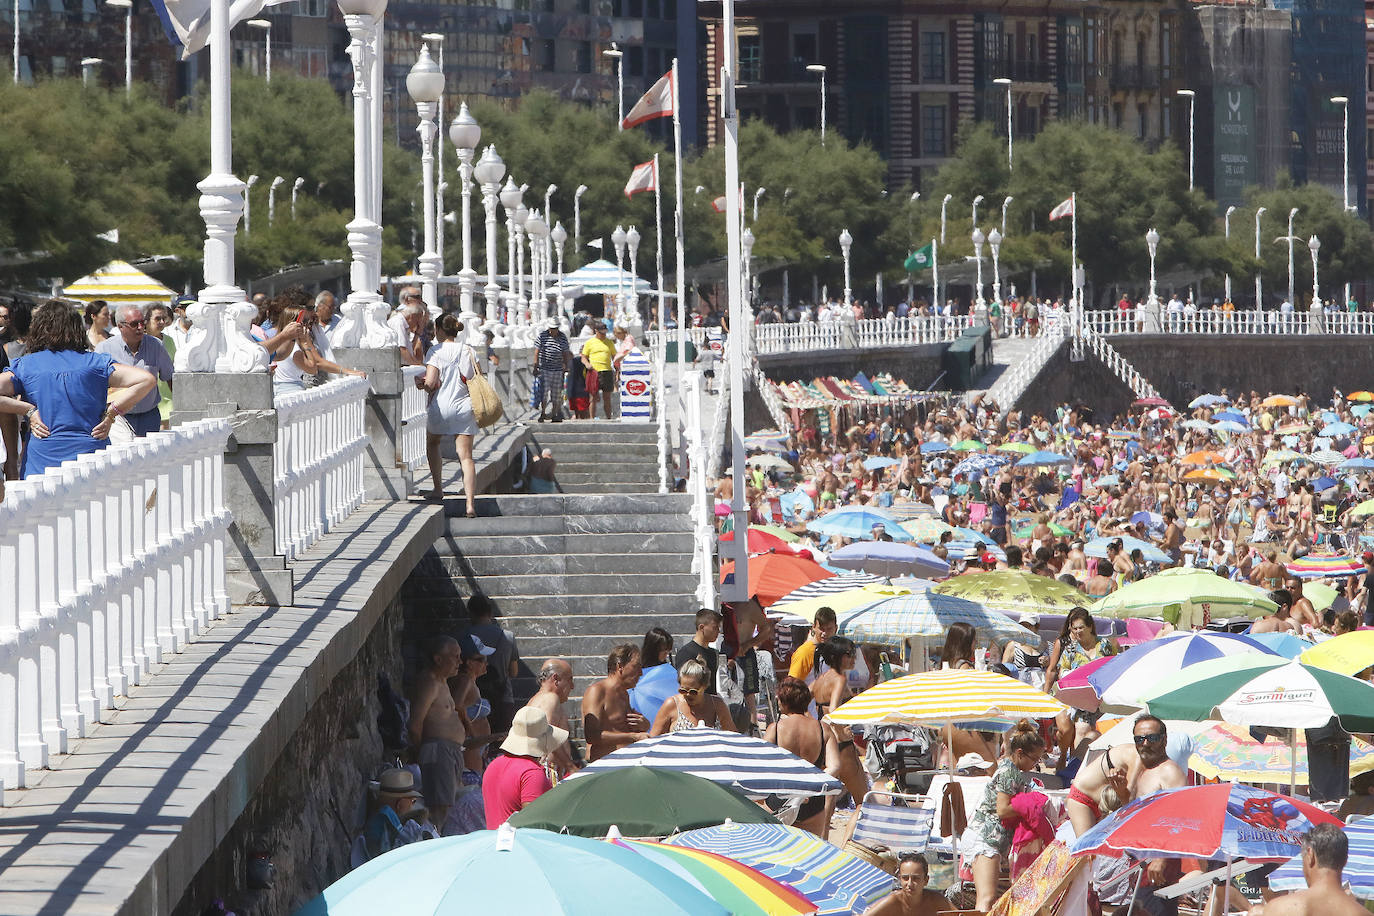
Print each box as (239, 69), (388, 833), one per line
(904, 242), (934, 272)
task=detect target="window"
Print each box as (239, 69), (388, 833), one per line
(980, 19), (1004, 75)
(541, 39), (555, 71)
(793, 31), (817, 70)
(921, 31), (945, 82)
(577, 41), (592, 73)
(1087, 94), (1095, 122)
(1137, 103), (1147, 139)
(300, 0), (327, 16)
(628, 0), (642, 17)
(1063, 21), (1082, 82)
(1162, 97), (1172, 138)
(1113, 102), (1123, 129)
(1085, 17), (1097, 65)
(647, 0), (659, 18)
(627, 44), (643, 77)
(664, 0), (675, 19)
(1161, 19), (1173, 79)
(921, 104), (947, 157)
(738, 34), (761, 82)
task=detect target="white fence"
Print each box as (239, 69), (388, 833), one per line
(1084, 309), (1374, 337)
(1080, 324), (1163, 400)
(0, 419), (232, 789)
(400, 366), (427, 472)
(985, 323), (1067, 409)
(680, 370), (717, 608)
(273, 377), (370, 560)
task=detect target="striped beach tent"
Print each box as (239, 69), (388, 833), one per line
(568, 728), (842, 799)
(63, 260), (176, 304)
(1270, 815), (1374, 898)
(559, 258), (653, 296)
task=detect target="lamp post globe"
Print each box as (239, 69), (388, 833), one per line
(971, 227), (986, 315)
(473, 144), (503, 185)
(500, 176), (522, 211)
(450, 103), (481, 150)
(988, 228), (1003, 312)
(1145, 227), (1160, 307)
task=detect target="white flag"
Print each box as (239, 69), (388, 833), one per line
(622, 70), (675, 129)
(1049, 197), (1075, 221)
(150, 0), (296, 59)
(624, 159), (658, 198)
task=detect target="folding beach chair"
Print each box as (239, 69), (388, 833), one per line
(850, 789), (937, 857)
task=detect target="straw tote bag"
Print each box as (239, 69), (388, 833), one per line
(465, 346), (503, 429)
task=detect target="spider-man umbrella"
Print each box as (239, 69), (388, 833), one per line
(1070, 783), (1341, 862)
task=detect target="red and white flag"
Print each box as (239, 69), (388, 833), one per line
(1049, 197), (1075, 221)
(711, 195), (728, 213)
(624, 159), (658, 198)
(622, 69), (675, 129)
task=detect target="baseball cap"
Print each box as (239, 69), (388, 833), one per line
(459, 633), (496, 659)
(1363, 551), (1374, 562)
(979, 551), (998, 565)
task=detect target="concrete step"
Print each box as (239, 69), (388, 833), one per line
(409, 592), (697, 618)
(433, 552), (694, 577)
(501, 612), (702, 637)
(554, 471), (661, 485)
(445, 513), (693, 537)
(463, 493), (691, 516)
(439, 531), (693, 556)
(531, 425), (660, 443)
(554, 482), (666, 494)
(425, 571), (700, 597)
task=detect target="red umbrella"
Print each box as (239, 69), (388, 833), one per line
(719, 551), (834, 607)
(1052, 655), (1113, 711)
(1132, 397), (1170, 407)
(719, 527), (791, 553)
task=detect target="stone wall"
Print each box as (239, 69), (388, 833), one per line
(172, 597), (406, 916)
(757, 344), (948, 388)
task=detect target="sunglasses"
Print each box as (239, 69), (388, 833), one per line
(678, 686), (704, 697)
(1134, 732), (1165, 745)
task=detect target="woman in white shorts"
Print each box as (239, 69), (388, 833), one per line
(419, 314), (478, 516)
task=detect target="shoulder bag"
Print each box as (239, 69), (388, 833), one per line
(465, 345), (503, 429)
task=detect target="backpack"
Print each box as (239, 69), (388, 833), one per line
(376, 673), (410, 752)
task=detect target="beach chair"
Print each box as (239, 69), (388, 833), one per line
(849, 789), (937, 857)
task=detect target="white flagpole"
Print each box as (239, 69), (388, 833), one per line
(721, 0), (748, 602)
(1071, 191), (1078, 308)
(654, 152), (669, 493)
(931, 238), (939, 310)
(673, 58), (687, 381)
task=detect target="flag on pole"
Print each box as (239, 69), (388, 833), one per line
(622, 69), (675, 129)
(1049, 197), (1075, 221)
(624, 159), (658, 198)
(904, 242), (935, 272)
(149, 0), (294, 59)
(588, 238), (604, 251)
(712, 195), (728, 213)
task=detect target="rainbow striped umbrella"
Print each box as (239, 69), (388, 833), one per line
(827, 668), (1066, 726)
(608, 836), (820, 916)
(1285, 553), (1364, 579)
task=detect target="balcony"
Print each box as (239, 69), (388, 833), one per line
(1004, 59), (1054, 83)
(1111, 63), (1160, 91)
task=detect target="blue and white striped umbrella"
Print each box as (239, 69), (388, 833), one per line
(1084, 535), (1171, 565)
(771, 573), (886, 608)
(1212, 420), (1250, 433)
(807, 506), (914, 542)
(952, 453), (1008, 477)
(838, 592), (1027, 651)
(1270, 815), (1374, 898)
(559, 258), (653, 295)
(828, 541), (949, 578)
(918, 441), (949, 455)
(569, 729), (843, 799)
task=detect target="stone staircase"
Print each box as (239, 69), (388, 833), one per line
(526, 421), (665, 494)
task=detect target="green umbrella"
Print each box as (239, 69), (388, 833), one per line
(753, 524), (800, 543)
(1010, 520), (1073, 539)
(507, 766), (780, 838)
(997, 442), (1036, 454)
(1090, 567), (1277, 629)
(952, 439), (985, 452)
(933, 569), (1092, 616)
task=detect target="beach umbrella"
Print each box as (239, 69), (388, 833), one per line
(720, 552), (833, 607)
(1351, 498), (1374, 517)
(947, 541), (1007, 563)
(746, 430), (789, 452)
(748, 455), (795, 472)
(720, 527), (794, 553)
(1187, 721), (1374, 786)
(1349, 391), (1374, 402)
(1270, 815), (1374, 899)
(860, 456), (899, 471)
(838, 591), (1029, 652)
(755, 524), (801, 543)
(1189, 394), (1230, 408)
(1082, 632), (1280, 709)
(934, 569), (1092, 617)
(771, 574), (887, 609)
(298, 825), (731, 916)
(608, 837), (820, 916)
(1320, 421), (1357, 437)
(828, 541), (949, 579)
(1069, 783), (1340, 863)
(668, 822), (896, 915)
(1285, 553), (1363, 578)
(952, 453), (1007, 477)
(572, 729), (843, 800)
(1213, 408), (1248, 421)
(807, 506), (914, 542)
(1262, 449), (1307, 466)
(1010, 520), (1074, 539)
(1133, 396), (1171, 407)
(1212, 420), (1250, 434)
(951, 439), (985, 452)
(1277, 421), (1311, 436)
(1262, 394), (1300, 408)
(508, 767), (780, 838)
(1182, 467), (1236, 484)
(769, 583), (907, 626)
(1356, 405), (1374, 416)
(828, 668), (1065, 726)
(1016, 450), (1071, 468)
(1086, 709), (1215, 751)
(1299, 630), (1374, 675)
(997, 442), (1036, 454)
(1181, 419), (1214, 431)
(1339, 457), (1374, 472)
(884, 502), (939, 520)
(1083, 535), (1171, 565)
(918, 441), (949, 455)
(1090, 567), (1277, 629)
(1181, 449), (1227, 465)
(1246, 632), (1312, 659)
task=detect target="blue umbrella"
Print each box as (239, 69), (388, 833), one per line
(918, 441), (949, 455)
(300, 826), (730, 916)
(1313, 475), (1338, 491)
(862, 456), (900, 471)
(948, 541), (1006, 562)
(829, 541), (949, 578)
(1243, 632), (1312, 659)
(1341, 457), (1374, 472)
(1130, 511), (1163, 529)
(1213, 409), (1248, 423)
(952, 453), (1008, 477)
(807, 506), (914, 542)
(778, 487), (815, 522)
(629, 662), (680, 719)
(1271, 815), (1374, 899)
(1212, 420), (1250, 434)
(1016, 450), (1072, 467)
(1094, 474), (1121, 487)
(1084, 535), (1171, 565)
(1189, 394), (1230, 408)
(1355, 404), (1374, 417)
(1320, 421), (1357, 437)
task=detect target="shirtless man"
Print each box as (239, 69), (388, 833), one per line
(582, 644), (649, 761)
(408, 636), (466, 828)
(862, 854), (947, 916)
(526, 658), (578, 778)
(1158, 510), (1184, 566)
(1250, 824), (1365, 916)
(1066, 715), (1186, 837)
(1250, 590), (1298, 635)
(1286, 578), (1320, 630)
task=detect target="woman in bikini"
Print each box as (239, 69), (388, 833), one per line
(812, 636), (868, 808)
(650, 659), (736, 736)
(766, 676), (829, 836)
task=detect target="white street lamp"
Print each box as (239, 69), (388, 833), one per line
(268, 175), (284, 225)
(1309, 234), (1321, 308)
(1145, 227), (1160, 306)
(1177, 89), (1195, 190)
(611, 224), (628, 323)
(291, 176), (304, 219)
(806, 64), (826, 145)
(752, 187), (765, 222)
(1254, 206), (1266, 307)
(474, 145), (506, 330)
(106, 0), (132, 94)
(971, 226), (986, 313)
(246, 18), (271, 83)
(81, 57), (102, 87)
(838, 228), (853, 307)
(741, 227), (755, 303)
(422, 32), (446, 269)
(13, 0), (19, 85)
(1001, 196), (1013, 235)
(940, 193), (952, 244)
(544, 184), (557, 226)
(989, 227), (1003, 310)
(993, 77), (1013, 171)
(971, 194), (984, 230)
(244, 174), (259, 234)
(407, 41), (445, 311)
(573, 184), (588, 252)
(604, 45), (624, 129)
(513, 200), (529, 331)
(500, 177), (522, 329)
(626, 224), (642, 329)
(1287, 206), (1299, 306)
(525, 210), (549, 319)
(1222, 205), (1236, 303)
(550, 221), (567, 319)
(1332, 96), (1350, 212)
(451, 102), (483, 334)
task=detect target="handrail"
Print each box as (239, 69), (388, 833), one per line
(681, 370), (717, 607)
(0, 418), (232, 786)
(985, 322), (1066, 409)
(400, 366), (427, 474)
(1080, 323), (1164, 401)
(1082, 309), (1374, 337)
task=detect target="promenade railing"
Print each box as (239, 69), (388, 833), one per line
(400, 366), (427, 474)
(273, 377), (370, 561)
(1083, 309), (1374, 336)
(0, 418), (232, 789)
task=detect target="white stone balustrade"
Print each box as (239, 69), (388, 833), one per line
(0, 419), (232, 790)
(1083, 309), (1374, 337)
(273, 377), (370, 560)
(400, 366), (427, 472)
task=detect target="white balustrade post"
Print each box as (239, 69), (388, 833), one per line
(34, 474), (68, 755)
(52, 463), (88, 738)
(78, 452), (116, 710)
(71, 456), (111, 720)
(0, 482), (28, 786)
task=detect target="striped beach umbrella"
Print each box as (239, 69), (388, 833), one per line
(771, 574), (886, 609)
(63, 259), (176, 303)
(1285, 553), (1364, 578)
(560, 258), (653, 295)
(884, 502), (939, 520)
(837, 592), (1028, 652)
(1187, 722), (1374, 786)
(933, 569), (1092, 616)
(827, 668), (1066, 726)
(569, 729), (843, 800)
(1270, 815), (1374, 898)
(609, 838), (820, 916)
(668, 823), (896, 914)
(1083, 632), (1282, 708)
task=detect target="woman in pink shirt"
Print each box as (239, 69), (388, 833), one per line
(482, 707), (568, 828)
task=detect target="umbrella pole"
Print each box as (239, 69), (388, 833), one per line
(1289, 729), (1297, 796)
(1122, 864), (1146, 916)
(1221, 857), (1233, 916)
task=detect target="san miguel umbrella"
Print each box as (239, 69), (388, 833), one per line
(1089, 567), (1276, 629)
(1083, 632), (1282, 709)
(509, 767), (778, 839)
(1187, 721), (1374, 786)
(569, 728), (842, 800)
(1270, 815), (1374, 898)
(297, 824), (731, 915)
(828, 541), (949, 579)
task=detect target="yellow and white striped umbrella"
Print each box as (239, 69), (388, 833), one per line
(63, 260), (176, 304)
(828, 668), (1066, 725)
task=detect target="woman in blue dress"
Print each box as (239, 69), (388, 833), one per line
(0, 299), (157, 478)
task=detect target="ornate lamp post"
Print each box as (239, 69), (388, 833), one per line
(1177, 89), (1195, 189)
(742, 227), (755, 359)
(611, 224), (628, 324)
(513, 199), (530, 335)
(940, 193), (952, 244)
(806, 64), (826, 145)
(105, 0), (132, 94)
(838, 229), (853, 308)
(1223, 205), (1235, 303)
(525, 210), (548, 321)
(625, 225), (642, 331)
(291, 177), (304, 219)
(499, 176), (523, 328)
(1001, 196), (1013, 235)
(971, 195), (984, 230)
(574, 184), (588, 252)
(1146, 227), (1160, 307)
(1254, 206), (1266, 308)
(1309, 234), (1321, 308)
(994, 77), (1013, 171)
(550, 221), (567, 321)
(1287, 207), (1299, 306)
(989, 228), (1003, 311)
(752, 187), (765, 223)
(407, 42), (445, 311)
(474, 145), (506, 338)
(604, 45), (624, 127)
(449, 103), (482, 333)
(243, 174), (259, 235)
(971, 227), (986, 317)
(246, 17), (271, 82)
